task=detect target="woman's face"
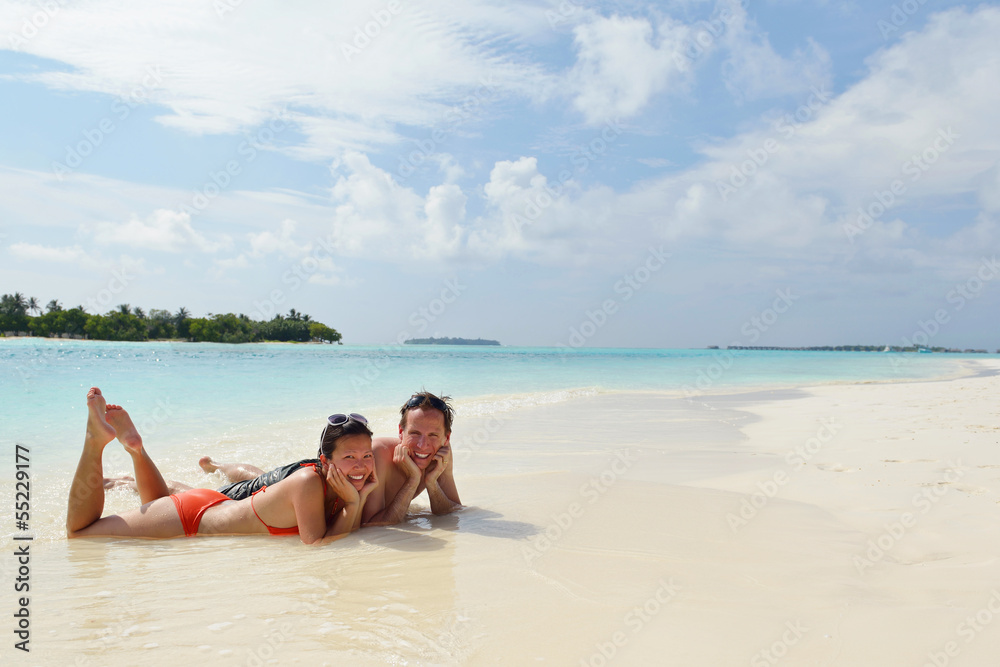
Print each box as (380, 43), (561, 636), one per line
(327, 433), (374, 490)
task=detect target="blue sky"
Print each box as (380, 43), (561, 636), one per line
(1, 0), (999, 349)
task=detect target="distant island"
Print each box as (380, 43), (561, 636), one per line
(0, 292), (342, 344)
(404, 337), (500, 346)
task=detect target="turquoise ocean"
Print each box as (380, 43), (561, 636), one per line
(4, 337), (981, 542)
(1, 338), (996, 665)
(1, 338), (989, 470)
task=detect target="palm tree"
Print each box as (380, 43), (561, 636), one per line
(117, 304), (131, 315)
(288, 308), (301, 321)
(302, 313), (312, 322)
(174, 307), (190, 326)
(27, 297), (41, 315)
(46, 299), (63, 313)
(133, 306), (146, 319)
(11, 292), (27, 314)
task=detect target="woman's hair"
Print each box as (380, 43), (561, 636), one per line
(318, 417), (373, 459)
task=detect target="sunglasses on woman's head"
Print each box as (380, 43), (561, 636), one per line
(327, 413), (368, 426)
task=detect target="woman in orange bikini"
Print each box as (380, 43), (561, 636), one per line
(67, 387), (377, 544)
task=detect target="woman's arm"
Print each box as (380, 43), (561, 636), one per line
(309, 463), (363, 544)
(283, 470), (337, 544)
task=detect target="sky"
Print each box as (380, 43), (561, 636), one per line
(1, 0), (999, 350)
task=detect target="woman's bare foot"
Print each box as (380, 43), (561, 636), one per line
(105, 405), (143, 455)
(199, 456), (220, 473)
(85, 387), (116, 449)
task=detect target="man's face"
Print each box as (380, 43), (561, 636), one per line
(399, 407), (449, 469)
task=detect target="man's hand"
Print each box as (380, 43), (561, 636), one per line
(425, 445), (452, 486)
(393, 443), (421, 480)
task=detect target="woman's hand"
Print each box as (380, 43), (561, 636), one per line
(324, 463), (361, 506)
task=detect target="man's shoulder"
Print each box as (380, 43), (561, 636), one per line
(372, 435), (400, 454)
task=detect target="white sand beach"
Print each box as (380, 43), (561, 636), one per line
(14, 360), (1000, 665)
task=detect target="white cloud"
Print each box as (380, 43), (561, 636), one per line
(8, 243), (92, 265)
(3, 3), (998, 300)
(0, 0), (553, 158)
(92, 209), (230, 253)
(568, 14), (693, 124)
(248, 219), (311, 259)
(8, 242), (149, 276)
(212, 218), (345, 286)
(720, 3), (833, 103)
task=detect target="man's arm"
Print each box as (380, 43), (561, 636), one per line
(425, 445), (462, 515)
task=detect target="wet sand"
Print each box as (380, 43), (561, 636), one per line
(12, 361), (1000, 665)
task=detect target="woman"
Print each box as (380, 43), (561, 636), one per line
(67, 388), (377, 544)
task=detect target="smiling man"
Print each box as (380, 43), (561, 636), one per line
(362, 391), (463, 525)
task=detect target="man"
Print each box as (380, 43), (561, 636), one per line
(115, 391), (462, 525)
(362, 391), (462, 525)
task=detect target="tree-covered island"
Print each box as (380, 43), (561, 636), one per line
(404, 337), (500, 346)
(0, 292), (341, 343)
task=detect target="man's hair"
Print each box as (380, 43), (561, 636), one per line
(318, 418), (373, 459)
(399, 391), (455, 435)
